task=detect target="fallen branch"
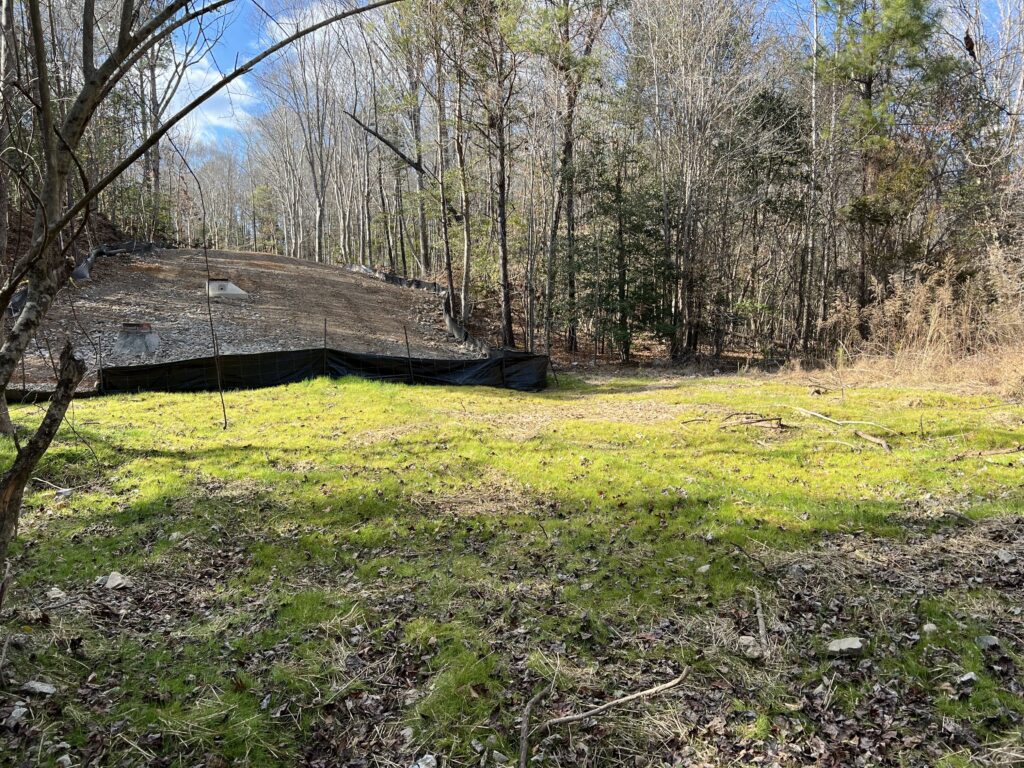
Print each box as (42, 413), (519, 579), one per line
(854, 430), (892, 453)
(790, 406), (895, 435)
(752, 587), (768, 650)
(517, 679), (555, 768)
(952, 444), (1024, 461)
(719, 417), (791, 430)
(344, 110), (463, 223)
(721, 411), (761, 421)
(536, 669), (688, 732)
(731, 543), (771, 573)
(519, 669), (689, 762)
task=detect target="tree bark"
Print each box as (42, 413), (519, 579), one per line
(615, 160), (629, 363)
(455, 72), (472, 323)
(435, 54), (456, 314)
(496, 111), (515, 349)
(0, 343), (85, 562)
(0, 0), (12, 266)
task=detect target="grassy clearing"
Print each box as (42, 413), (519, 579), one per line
(1, 374), (1022, 766)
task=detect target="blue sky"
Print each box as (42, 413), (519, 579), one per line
(170, 0), (1000, 144)
(170, 2), (266, 143)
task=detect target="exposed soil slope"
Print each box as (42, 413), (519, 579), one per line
(20, 249), (477, 389)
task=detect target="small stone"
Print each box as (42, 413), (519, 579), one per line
(22, 680), (57, 695)
(995, 549), (1016, 564)
(492, 750), (511, 765)
(471, 739), (485, 754)
(696, 564), (711, 574)
(921, 623), (938, 635)
(168, 532), (184, 542)
(976, 635), (1000, 652)
(99, 571), (130, 589)
(737, 635), (763, 659)
(827, 637), (865, 657)
(46, 587), (67, 600)
(409, 756), (437, 768)
(56, 756), (72, 768)
(786, 564), (808, 580)
(4, 706), (28, 728)
(957, 672), (978, 686)
(400, 726), (414, 742)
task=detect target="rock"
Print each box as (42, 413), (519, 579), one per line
(976, 635), (1000, 652)
(4, 706), (28, 728)
(995, 549), (1016, 564)
(492, 750), (511, 765)
(409, 756), (437, 768)
(46, 587), (67, 600)
(97, 571), (130, 589)
(56, 756), (72, 768)
(168, 531), (184, 542)
(826, 637), (865, 657)
(921, 623), (938, 635)
(696, 564), (711, 574)
(737, 635), (764, 659)
(786, 563), (809, 580)
(957, 672), (978, 686)
(22, 680), (57, 695)
(400, 726), (414, 743)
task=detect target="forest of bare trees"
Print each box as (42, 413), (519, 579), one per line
(112, 0), (1024, 365)
(5, 0), (1024, 369)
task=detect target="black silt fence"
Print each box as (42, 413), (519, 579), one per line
(99, 347), (549, 394)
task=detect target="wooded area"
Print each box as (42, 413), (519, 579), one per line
(14, 0), (1015, 363)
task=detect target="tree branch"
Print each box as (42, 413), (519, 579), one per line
(345, 109), (425, 174)
(52, 0), (405, 237)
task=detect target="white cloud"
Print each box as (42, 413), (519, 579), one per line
(166, 52), (260, 142)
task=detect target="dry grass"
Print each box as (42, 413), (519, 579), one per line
(803, 250), (1024, 397)
(786, 346), (1024, 398)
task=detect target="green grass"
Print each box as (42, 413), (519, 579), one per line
(1, 374), (1022, 766)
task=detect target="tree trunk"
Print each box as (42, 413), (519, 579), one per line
(408, 61), (430, 276)
(615, 161), (629, 363)
(377, 155), (396, 271)
(0, 343), (85, 562)
(148, 54), (161, 238)
(562, 82), (579, 354)
(496, 113), (515, 349)
(0, 0), (11, 266)
(435, 61), (456, 315)
(456, 75), (472, 323)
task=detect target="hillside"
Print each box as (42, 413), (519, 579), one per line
(20, 249), (478, 390)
